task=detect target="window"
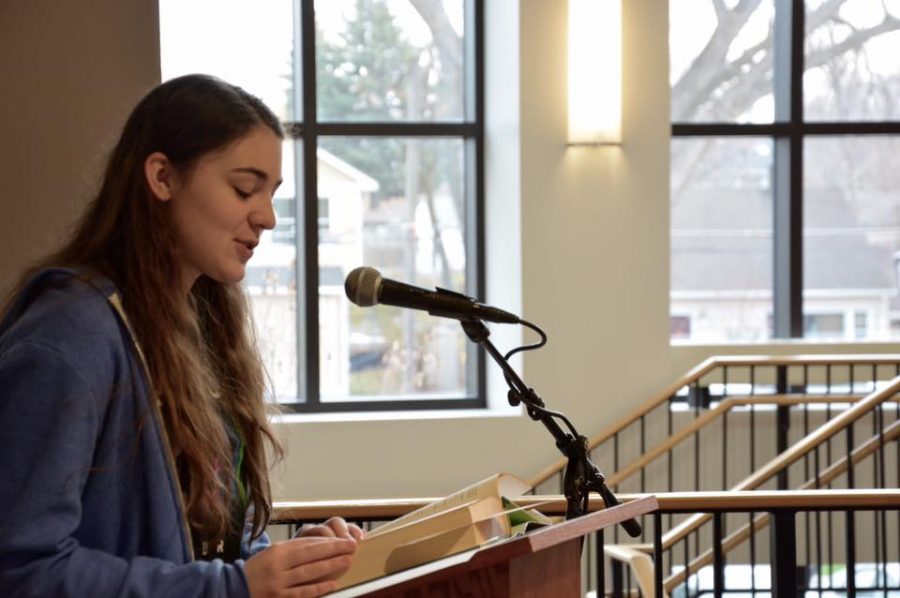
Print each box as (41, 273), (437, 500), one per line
(160, 0), (484, 411)
(803, 312), (843, 339)
(670, 0), (900, 342)
(670, 314), (692, 340)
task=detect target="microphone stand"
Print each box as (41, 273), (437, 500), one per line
(460, 320), (641, 537)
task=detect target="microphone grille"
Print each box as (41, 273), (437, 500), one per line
(345, 266), (382, 307)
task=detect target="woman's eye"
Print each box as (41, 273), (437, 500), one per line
(234, 187), (252, 199)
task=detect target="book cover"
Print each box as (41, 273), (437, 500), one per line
(334, 472), (538, 590)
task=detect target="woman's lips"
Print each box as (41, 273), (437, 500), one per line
(235, 240), (254, 261)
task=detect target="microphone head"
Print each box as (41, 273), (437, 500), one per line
(345, 266), (382, 307)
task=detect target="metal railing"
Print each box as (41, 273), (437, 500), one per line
(270, 490), (900, 597)
(532, 356), (900, 496)
(636, 490), (900, 598)
(270, 355), (900, 596)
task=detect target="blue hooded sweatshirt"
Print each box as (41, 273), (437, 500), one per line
(0, 269), (266, 597)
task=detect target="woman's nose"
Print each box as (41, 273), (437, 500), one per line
(251, 197), (277, 231)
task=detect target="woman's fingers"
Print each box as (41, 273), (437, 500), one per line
(284, 551), (353, 586)
(347, 523), (365, 542)
(282, 537), (356, 571)
(296, 517), (365, 542)
(323, 517), (350, 538)
(245, 537), (357, 598)
(295, 524), (337, 539)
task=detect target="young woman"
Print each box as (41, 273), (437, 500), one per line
(0, 74), (360, 597)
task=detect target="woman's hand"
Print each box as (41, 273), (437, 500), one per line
(244, 536), (357, 597)
(294, 517), (365, 542)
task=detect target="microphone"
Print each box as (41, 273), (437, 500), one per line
(344, 266), (521, 324)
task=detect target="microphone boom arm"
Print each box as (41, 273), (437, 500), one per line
(459, 320), (641, 537)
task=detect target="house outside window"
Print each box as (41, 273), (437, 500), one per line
(670, 0), (900, 343)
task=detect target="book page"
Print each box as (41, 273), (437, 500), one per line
(369, 472), (531, 537)
(364, 496), (502, 546)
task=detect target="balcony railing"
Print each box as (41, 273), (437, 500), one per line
(271, 490), (900, 597)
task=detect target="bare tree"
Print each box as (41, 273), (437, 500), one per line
(672, 0), (900, 197)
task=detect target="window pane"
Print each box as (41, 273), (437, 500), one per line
(670, 0), (775, 123)
(804, 137), (900, 340)
(245, 140), (298, 401)
(159, 0), (295, 122)
(317, 137), (470, 400)
(315, 0), (465, 122)
(671, 138), (774, 342)
(804, 1), (900, 121)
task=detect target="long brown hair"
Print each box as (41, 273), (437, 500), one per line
(5, 74), (284, 541)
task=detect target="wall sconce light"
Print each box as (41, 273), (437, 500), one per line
(567, 0), (622, 146)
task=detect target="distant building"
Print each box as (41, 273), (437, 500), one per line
(672, 185), (900, 342)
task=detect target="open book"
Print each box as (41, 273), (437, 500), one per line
(334, 473), (554, 590)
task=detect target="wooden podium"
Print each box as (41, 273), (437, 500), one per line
(331, 495), (658, 598)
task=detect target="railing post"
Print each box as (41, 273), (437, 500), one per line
(654, 512), (663, 598)
(596, 529), (604, 597)
(712, 512), (725, 598)
(769, 509), (798, 598)
(611, 557), (624, 598)
(775, 365), (790, 489)
(846, 509), (856, 596)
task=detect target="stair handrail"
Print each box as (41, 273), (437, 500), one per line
(658, 415), (900, 590)
(656, 374), (900, 548)
(605, 392), (894, 488)
(528, 354), (900, 488)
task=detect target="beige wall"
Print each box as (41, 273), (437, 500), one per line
(5, 1), (895, 503)
(0, 1), (160, 292)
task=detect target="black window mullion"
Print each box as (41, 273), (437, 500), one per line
(315, 122), (477, 136)
(300, 0), (320, 405)
(787, 0), (804, 339)
(289, 0), (307, 404)
(471, 0), (486, 402)
(672, 121), (900, 138)
(771, 0), (803, 338)
(672, 123), (791, 136)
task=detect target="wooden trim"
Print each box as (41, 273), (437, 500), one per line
(648, 489), (900, 512)
(272, 488), (900, 525)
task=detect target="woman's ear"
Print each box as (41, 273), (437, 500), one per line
(144, 152), (178, 201)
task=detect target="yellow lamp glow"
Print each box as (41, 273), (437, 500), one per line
(567, 0), (622, 145)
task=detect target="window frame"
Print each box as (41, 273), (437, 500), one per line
(279, 0), (486, 412)
(672, 0), (900, 340)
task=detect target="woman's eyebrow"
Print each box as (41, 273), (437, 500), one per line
(230, 167), (268, 179)
(230, 167), (283, 187)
